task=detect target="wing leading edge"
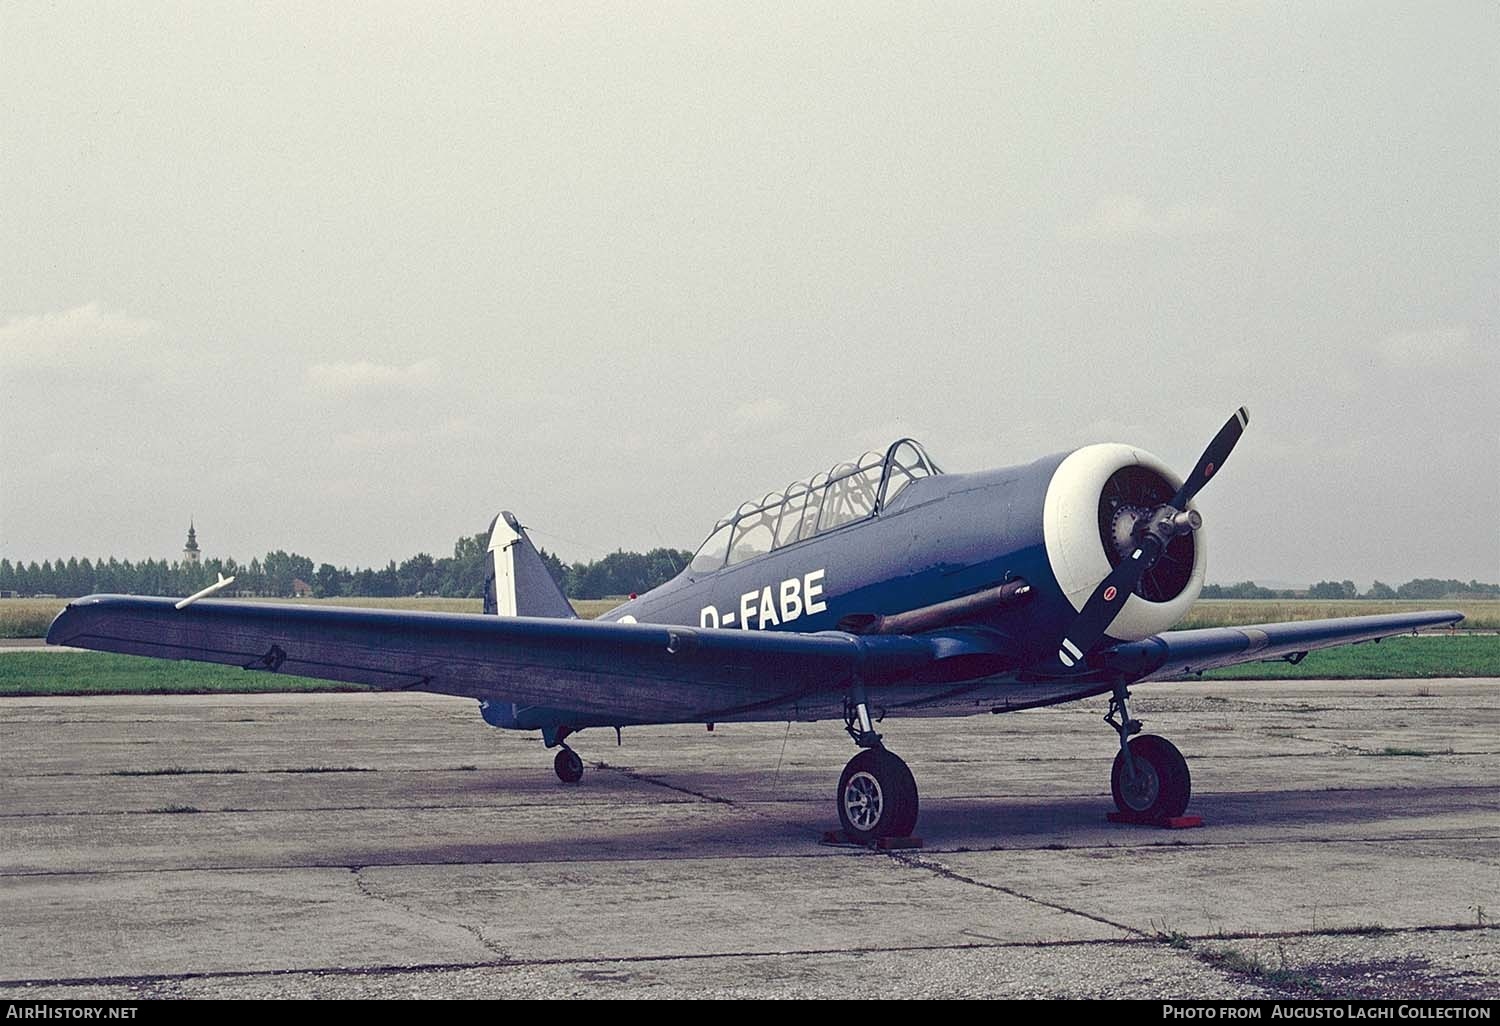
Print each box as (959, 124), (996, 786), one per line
(1099, 610), (1465, 682)
(45, 595), (936, 723)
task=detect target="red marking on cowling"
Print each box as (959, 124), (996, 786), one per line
(1205, 462), (1215, 477)
(1103, 586), (1118, 601)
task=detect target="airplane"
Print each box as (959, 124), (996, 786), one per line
(46, 408), (1463, 843)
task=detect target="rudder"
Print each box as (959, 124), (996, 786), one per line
(482, 511), (577, 618)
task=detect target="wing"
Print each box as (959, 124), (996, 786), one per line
(1098, 610), (1465, 681)
(45, 595), (935, 723)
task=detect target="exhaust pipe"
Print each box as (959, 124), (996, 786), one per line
(838, 580), (1032, 635)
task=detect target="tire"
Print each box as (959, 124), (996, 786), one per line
(554, 747), (584, 784)
(837, 747), (919, 843)
(1111, 734), (1190, 819)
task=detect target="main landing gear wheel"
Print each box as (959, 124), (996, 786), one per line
(837, 747), (919, 843)
(553, 746), (584, 784)
(1111, 734), (1190, 819)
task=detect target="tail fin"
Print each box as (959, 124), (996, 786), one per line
(482, 511), (577, 618)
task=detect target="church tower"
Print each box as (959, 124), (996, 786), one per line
(183, 520), (201, 565)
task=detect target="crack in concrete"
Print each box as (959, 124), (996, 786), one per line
(919, 831), (1500, 856)
(349, 866), (510, 961)
(883, 850), (1144, 937)
(0, 795), (705, 819)
(7, 766), (529, 780)
(588, 758), (859, 838)
(6, 829), (1498, 879)
(4, 923), (1491, 991)
(588, 760), (888, 844)
(588, 761), (738, 806)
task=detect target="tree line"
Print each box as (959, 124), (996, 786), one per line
(0, 528), (691, 602)
(1202, 579), (1499, 600)
(2, 542), (1493, 604)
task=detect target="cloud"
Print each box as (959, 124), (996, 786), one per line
(1064, 195), (1231, 239)
(330, 416), (478, 453)
(330, 426), (421, 452)
(1378, 326), (1472, 367)
(0, 302), (159, 370)
(304, 359), (442, 397)
(1079, 417), (1157, 444)
(728, 397), (789, 429)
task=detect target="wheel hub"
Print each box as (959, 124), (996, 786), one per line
(1119, 757), (1160, 812)
(842, 770), (884, 831)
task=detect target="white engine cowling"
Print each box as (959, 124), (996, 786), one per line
(1042, 443), (1207, 642)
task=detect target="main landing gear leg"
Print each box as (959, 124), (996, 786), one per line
(835, 682), (919, 843)
(1106, 683), (1190, 820)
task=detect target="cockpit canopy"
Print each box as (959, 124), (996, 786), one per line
(689, 439), (941, 573)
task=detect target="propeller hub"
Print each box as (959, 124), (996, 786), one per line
(1138, 506), (1203, 556)
(1169, 508), (1203, 535)
(1112, 505), (1201, 562)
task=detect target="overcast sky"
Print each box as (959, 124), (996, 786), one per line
(2, 3), (1496, 587)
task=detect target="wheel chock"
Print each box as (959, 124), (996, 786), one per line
(1107, 812), (1204, 829)
(820, 830), (924, 849)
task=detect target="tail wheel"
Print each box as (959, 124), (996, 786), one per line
(1111, 734), (1190, 819)
(553, 746), (584, 784)
(837, 748), (919, 843)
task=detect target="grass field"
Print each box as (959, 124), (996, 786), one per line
(1199, 634), (1499, 679)
(0, 652), (360, 696)
(1180, 598), (1499, 630)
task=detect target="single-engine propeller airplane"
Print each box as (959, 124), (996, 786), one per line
(47, 408), (1463, 841)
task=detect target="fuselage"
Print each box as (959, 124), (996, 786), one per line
(601, 453), (1074, 669)
(485, 439), (1207, 731)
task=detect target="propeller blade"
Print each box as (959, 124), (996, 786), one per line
(1053, 405), (1249, 671)
(1170, 405), (1249, 510)
(1054, 536), (1161, 668)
